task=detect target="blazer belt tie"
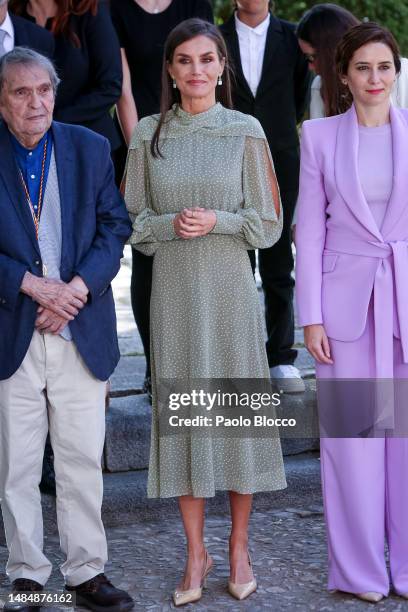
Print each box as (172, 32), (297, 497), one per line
(324, 232), (408, 380)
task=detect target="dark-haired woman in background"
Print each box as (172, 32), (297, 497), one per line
(111, 0), (213, 398)
(125, 18), (286, 606)
(296, 3), (408, 117)
(10, 0), (123, 151)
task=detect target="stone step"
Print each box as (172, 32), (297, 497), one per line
(103, 381), (319, 474)
(104, 395), (151, 472)
(108, 346), (315, 397)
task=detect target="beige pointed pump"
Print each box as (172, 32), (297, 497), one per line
(356, 592), (384, 603)
(228, 553), (257, 601)
(172, 550), (213, 607)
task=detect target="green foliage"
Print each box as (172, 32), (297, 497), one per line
(212, 0), (233, 23)
(212, 1), (408, 54)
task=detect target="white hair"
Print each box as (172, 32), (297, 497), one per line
(0, 46), (60, 94)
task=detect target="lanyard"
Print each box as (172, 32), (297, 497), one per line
(19, 136), (48, 242)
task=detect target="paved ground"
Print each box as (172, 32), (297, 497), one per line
(1, 497), (406, 611)
(0, 249), (404, 611)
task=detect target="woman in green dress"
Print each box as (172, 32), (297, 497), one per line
(124, 18), (286, 605)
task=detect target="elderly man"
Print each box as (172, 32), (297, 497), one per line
(1, 0), (55, 497)
(0, 48), (133, 611)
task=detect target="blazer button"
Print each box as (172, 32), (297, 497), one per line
(35, 260), (40, 266)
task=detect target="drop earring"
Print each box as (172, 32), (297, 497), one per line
(172, 78), (177, 89)
(218, 75), (223, 86)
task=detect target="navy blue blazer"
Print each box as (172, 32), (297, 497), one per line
(0, 120), (132, 381)
(12, 13), (55, 58)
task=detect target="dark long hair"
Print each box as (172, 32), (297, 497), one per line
(336, 21), (401, 111)
(9, 0), (98, 47)
(151, 18), (233, 158)
(297, 3), (359, 116)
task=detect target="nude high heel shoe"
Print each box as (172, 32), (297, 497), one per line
(356, 592), (384, 603)
(228, 553), (257, 601)
(172, 550), (213, 607)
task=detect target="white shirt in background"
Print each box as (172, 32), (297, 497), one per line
(0, 12), (15, 53)
(235, 12), (270, 98)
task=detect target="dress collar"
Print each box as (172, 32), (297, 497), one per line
(172, 102), (223, 126)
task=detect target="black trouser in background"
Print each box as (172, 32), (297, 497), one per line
(131, 248), (153, 380)
(113, 137), (153, 382)
(112, 141), (127, 187)
(248, 189), (298, 368)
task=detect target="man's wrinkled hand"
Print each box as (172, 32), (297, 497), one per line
(35, 306), (68, 335)
(69, 275), (89, 296)
(21, 272), (88, 320)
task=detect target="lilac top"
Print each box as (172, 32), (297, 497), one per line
(358, 123), (393, 230)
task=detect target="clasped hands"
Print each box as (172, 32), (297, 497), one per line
(173, 207), (216, 239)
(21, 272), (89, 335)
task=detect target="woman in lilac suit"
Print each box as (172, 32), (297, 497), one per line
(296, 23), (408, 603)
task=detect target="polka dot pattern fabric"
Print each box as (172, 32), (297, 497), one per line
(125, 103), (287, 498)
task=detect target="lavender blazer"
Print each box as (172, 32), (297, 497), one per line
(295, 104), (408, 377)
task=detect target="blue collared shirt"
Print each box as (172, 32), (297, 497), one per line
(11, 130), (53, 216)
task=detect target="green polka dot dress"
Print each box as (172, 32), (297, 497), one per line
(125, 103), (287, 498)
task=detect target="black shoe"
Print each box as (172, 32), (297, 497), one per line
(66, 573), (134, 612)
(4, 578), (43, 611)
(142, 376), (152, 405)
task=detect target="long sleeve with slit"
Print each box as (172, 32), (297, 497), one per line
(124, 103), (286, 498)
(126, 104), (282, 252)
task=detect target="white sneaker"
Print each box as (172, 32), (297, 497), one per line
(270, 365), (305, 394)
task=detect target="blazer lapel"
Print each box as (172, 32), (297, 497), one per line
(380, 105), (408, 237)
(221, 15), (254, 100)
(255, 15), (283, 98)
(334, 105), (383, 240)
(0, 121), (40, 252)
(51, 122), (74, 265)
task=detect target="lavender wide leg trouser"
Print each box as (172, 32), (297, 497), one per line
(317, 304), (408, 595)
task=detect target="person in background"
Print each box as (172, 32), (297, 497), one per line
(10, 0), (122, 152)
(125, 18), (286, 606)
(297, 2), (408, 118)
(296, 22), (408, 603)
(220, 0), (311, 394)
(0, 0), (54, 58)
(111, 0), (213, 400)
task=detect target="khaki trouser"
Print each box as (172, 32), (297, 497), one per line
(0, 331), (107, 586)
